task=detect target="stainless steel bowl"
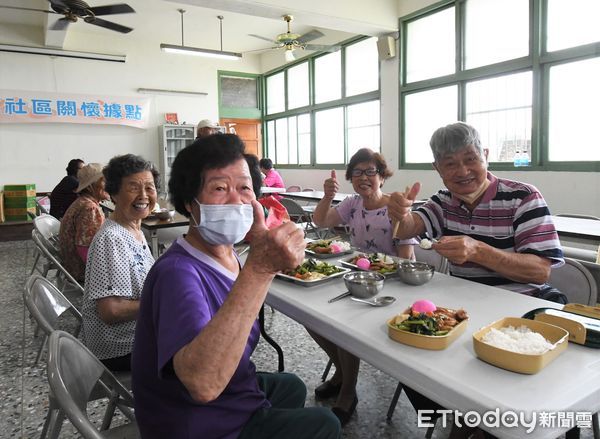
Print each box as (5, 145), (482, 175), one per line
(156, 209), (175, 220)
(397, 261), (434, 286)
(343, 271), (385, 299)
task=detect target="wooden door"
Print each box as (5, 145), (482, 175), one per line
(220, 118), (262, 157)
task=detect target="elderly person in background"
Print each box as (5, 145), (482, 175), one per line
(259, 158), (285, 190)
(82, 154), (158, 372)
(132, 134), (341, 439)
(309, 147), (415, 425)
(196, 119), (220, 138)
(59, 163), (109, 283)
(50, 158), (84, 219)
(388, 122), (565, 435)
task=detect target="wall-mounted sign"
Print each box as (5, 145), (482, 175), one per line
(0, 89), (150, 128)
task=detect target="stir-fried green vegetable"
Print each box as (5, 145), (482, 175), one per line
(285, 259), (343, 279)
(391, 313), (450, 336)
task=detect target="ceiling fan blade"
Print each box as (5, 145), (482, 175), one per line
(49, 0), (69, 7)
(0, 6), (57, 14)
(88, 4), (135, 16)
(304, 43), (341, 52)
(50, 17), (71, 31)
(84, 17), (133, 33)
(248, 34), (277, 44)
(244, 46), (280, 54)
(296, 29), (324, 44)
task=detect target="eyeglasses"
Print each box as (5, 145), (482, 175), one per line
(351, 168), (379, 177)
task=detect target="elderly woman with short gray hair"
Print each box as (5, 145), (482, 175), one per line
(82, 154), (160, 371)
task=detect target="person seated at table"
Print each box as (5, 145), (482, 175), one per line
(259, 158), (285, 192)
(59, 163), (109, 283)
(131, 134), (341, 439)
(50, 158), (84, 219)
(82, 154), (158, 372)
(389, 122), (565, 300)
(309, 148), (416, 425)
(388, 122), (565, 437)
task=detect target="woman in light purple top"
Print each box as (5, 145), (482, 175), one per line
(310, 148), (415, 425)
(132, 134), (341, 439)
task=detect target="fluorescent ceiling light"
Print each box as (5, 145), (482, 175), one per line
(0, 44), (126, 63)
(160, 11), (241, 61)
(160, 44), (241, 61)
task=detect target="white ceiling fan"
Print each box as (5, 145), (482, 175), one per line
(247, 14), (340, 62)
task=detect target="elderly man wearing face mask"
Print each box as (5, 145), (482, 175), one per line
(389, 122), (565, 301)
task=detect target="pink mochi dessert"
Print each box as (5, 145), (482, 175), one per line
(411, 299), (436, 314)
(356, 258), (371, 270)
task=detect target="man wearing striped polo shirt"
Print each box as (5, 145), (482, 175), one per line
(389, 122), (565, 303)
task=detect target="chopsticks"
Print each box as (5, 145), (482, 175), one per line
(392, 186), (410, 237)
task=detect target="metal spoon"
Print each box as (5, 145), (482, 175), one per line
(350, 296), (396, 307)
(328, 291), (352, 303)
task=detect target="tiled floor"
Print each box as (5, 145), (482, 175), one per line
(0, 240), (593, 438)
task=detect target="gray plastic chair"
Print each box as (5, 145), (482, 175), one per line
(548, 257), (598, 305)
(24, 275), (82, 439)
(279, 197), (330, 239)
(33, 214), (61, 255)
(24, 275), (82, 365)
(31, 230), (84, 296)
(47, 330), (138, 439)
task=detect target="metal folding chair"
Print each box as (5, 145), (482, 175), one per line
(46, 331), (138, 439)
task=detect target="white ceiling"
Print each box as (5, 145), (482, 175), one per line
(0, 0), (400, 56)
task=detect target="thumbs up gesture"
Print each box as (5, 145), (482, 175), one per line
(388, 182), (421, 237)
(323, 169), (339, 199)
(246, 200), (305, 274)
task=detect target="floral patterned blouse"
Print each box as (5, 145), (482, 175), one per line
(59, 194), (105, 282)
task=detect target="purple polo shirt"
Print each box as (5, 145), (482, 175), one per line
(132, 237), (268, 439)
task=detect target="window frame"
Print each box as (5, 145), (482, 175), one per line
(262, 36), (381, 169)
(399, 0), (600, 172)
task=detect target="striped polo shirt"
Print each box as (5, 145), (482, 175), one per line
(415, 172), (564, 294)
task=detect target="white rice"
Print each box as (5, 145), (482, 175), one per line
(481, 325), (554, 355)
(419, 238), (433, 249)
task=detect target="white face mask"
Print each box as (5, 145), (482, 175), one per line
(190, 201), (253, 245)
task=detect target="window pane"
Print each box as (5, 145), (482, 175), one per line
(298, 114), (311, 165)
(266, 72), (285, 114)
(404, 86), (458, 163)
(465, 0), (529, 69)
(288, 117), (298, 165)
(547, 0), (600, 51)
(345, 38), (379, 96)
(266, 120), (276, 159)
(549, 57), (600, 161)
(315, 107), (344, 164)
(287, 62), (309, 109)
(466, 72), (532, 163)
(347, 100), (380, 157)
(220, 76), (258, 108)
(406, 7), (455, 83)
(314, 51), (341, 103)
(275, 118), (289, 164)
